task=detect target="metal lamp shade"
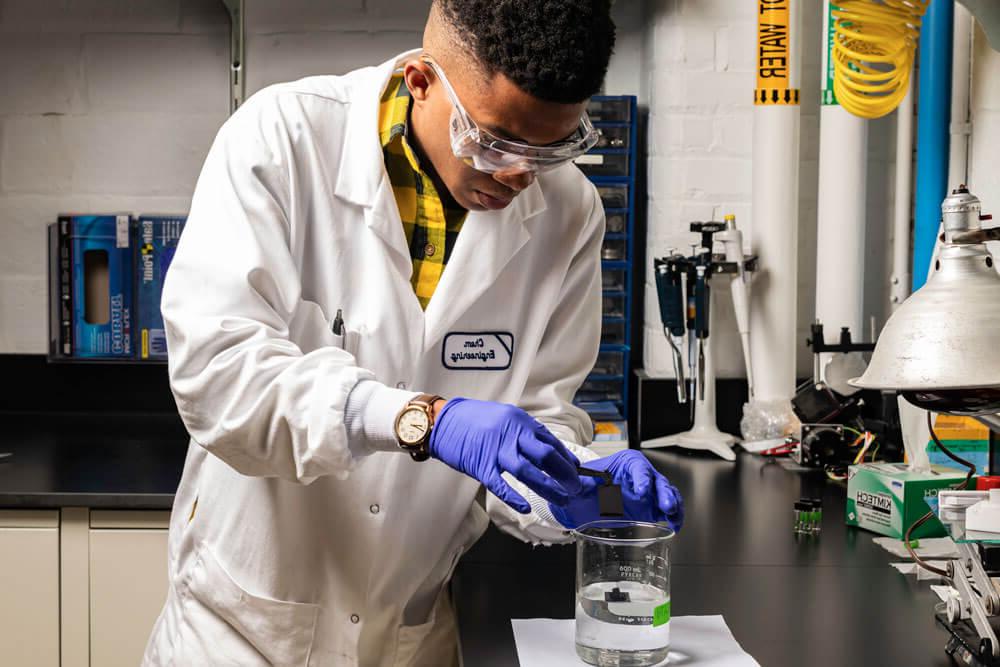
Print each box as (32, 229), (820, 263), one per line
(851, 243), (1000, 413)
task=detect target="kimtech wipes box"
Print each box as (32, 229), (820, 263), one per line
(845, 462), (968, 540)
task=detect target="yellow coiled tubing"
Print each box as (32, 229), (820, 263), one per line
(832, 0), (930, 119)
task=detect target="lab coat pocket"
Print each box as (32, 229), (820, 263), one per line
(394, 547), (463, 667)
(394, 617), (436, 667)
(343, 327), (362, 357)
(329, 328), (360, 359)
(184, 545), (319, 667)
(394, 584), (458, 667)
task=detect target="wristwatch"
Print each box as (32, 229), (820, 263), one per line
(394, 393), (443, 462)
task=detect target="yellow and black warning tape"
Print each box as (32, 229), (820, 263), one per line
(754, 88), (800, 105)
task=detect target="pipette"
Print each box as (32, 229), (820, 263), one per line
(653, 256), (687, 402)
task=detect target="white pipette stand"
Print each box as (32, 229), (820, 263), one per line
(641, 296), (737, 461)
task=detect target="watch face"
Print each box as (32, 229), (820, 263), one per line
(397, 406), (430, 446)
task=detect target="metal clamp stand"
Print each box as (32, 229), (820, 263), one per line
(944, 542), (1000, 663)
(806, 321), (877, 387)
(938, 430), (1000, 665)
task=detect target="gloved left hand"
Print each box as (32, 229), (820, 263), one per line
(549, 450), (684, 532)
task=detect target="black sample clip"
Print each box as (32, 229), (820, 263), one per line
(605, 586), (631, 602)
(577, 465), (625, 517)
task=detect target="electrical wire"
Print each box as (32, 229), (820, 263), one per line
(831, 0), (930, 119)
(926, 411), (978, 483)
(904, 411), (977, 578)
(826, 468), (848, 482)
(853, 432), (876, 464)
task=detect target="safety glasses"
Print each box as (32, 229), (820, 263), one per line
(422, 56), (599, 174)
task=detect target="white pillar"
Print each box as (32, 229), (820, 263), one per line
(815, 0), (867, 380)
(890, 71), (914, 311)
(750, 0), (801, 402)
(949, 3), (973, 187)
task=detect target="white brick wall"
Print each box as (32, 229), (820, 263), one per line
(0, 0), (990, 366)
(3, 114), (221, 195)
(0, 0), (648, 353)
(0, 0), (649, 354)
(247, 30), (423, 93)
(0, 0), (182, 33)
(970, 23), (1000, 209)
(0, 35), (87, 115)
(84, 34), (228, 113)
(0, 0), (230, 353)
(968, 23), (1000, 276)
(640, 0), (897, 380)
(0, 0), (436, 353)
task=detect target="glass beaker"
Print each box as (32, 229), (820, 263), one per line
(572, 520), (674, 667)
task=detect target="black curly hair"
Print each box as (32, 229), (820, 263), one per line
(434, 0), (616, 104)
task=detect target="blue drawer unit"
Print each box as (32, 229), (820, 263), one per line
(574, 95), (638, 424)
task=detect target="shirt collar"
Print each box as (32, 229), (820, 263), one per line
(378, 72), (421, 172)
(336, 50), (547, 224)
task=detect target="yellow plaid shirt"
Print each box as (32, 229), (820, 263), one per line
(379, 73), (468, 310)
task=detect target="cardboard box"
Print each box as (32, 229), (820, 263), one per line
(47, 222), (72, 358)
(63, 214), (134, 358)
(135, 215), (186, 360)
(590, 420), (629, 457)
(845, 462), (969, 540)
(927, 414), (990, 475)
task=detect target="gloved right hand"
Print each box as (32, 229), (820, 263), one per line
(548, 450), (684, 532)
(429, 398), (583, 514)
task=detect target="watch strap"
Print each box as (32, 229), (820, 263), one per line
(411, 393), (442, 411)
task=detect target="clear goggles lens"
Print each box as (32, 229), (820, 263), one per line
(426, 57), (599, 174)
(449, 108), (599, 174)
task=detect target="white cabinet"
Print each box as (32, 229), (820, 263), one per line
(88, 511), (170, 667)
(0, 508), (170, 667)
(0, 511), (60, 667)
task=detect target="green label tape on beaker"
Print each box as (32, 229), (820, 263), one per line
(653, 601), (671, 627)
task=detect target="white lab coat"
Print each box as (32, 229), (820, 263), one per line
(142, 50), (604, 667)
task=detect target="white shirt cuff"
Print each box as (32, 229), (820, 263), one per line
(344, 380), (417, 456)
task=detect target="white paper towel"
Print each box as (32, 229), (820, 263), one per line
(897, 395), (931, 473)
(873, 536), (959, 560)
(510, 615), (760, 667)
(890, 561), (951, 580)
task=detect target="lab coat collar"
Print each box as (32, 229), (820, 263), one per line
(334, 50), (416, 210)
(333, 49), (548, 223)
(334, 50), (549, 347)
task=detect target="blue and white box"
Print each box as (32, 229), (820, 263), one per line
(135, 215), (186, 360)
(64, 214), (134, 358)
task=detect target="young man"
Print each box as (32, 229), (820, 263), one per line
(143, 1), (683, 665)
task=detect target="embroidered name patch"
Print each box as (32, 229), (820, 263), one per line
(442, 332), (514, 370)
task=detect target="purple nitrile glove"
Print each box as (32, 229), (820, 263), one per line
(549, 450), (684, 532)
(429, 398), (583, 513)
